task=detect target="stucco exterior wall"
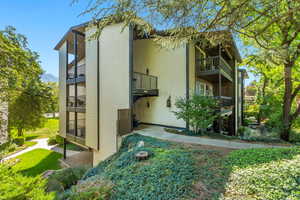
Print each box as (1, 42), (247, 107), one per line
(133, 40), (186, 128)
(92, 23), (131, 165)
(85, 27), (99, 149)
(59, 42), (67, 137)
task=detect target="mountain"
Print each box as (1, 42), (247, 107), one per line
(41, 73), (58, 82)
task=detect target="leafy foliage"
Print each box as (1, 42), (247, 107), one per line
(224, 147), (300, 200)
(0, 164), (55, 200)
(173, 95), (218, 134)
(46, 166), (89, 193)
(70, 134), (200, 200)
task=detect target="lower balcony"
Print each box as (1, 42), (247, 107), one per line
(67, 119), (86, 145)
(133, 72), (159, 102)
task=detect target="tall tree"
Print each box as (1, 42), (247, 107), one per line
(75, 0), (300, 140)
(9, 79), (51, 136)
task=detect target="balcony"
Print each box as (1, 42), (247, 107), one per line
(196, 56), (233, 82)
(67, 64), (86, 84)
(67, 119), (85, 145)
(67, 95), (86, 112)
(215, 96), (233, 107)
(133, 72), (159, 97)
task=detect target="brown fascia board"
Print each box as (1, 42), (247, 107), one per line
(54, 21), (89, 51)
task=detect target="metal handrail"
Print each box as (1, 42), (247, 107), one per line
(67, 64), (85, 79)
(198, 56), (233, 74)
(133, 72), (158, 90)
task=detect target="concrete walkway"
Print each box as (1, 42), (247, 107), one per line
(3, 138), (80, 161)
(134, 126), (288, 149)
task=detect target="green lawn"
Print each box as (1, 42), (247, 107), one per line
(24, 118), (59, 140)
(61, 134), (300, 200)
(12, 148), (62, 177)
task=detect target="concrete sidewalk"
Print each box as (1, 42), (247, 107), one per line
(134, 126), (289, 149)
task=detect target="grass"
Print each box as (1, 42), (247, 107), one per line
(59, 134), (300, 200)
(10, 118), (59, 141)
(12, 148), (62, 177)
(58, 143), (85, 151)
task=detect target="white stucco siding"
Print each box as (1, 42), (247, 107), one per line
(85, 27), (98, 149)
(133, 40), (186, 128)
(59, 42), (67, 137)
(93, 23), (131, 165)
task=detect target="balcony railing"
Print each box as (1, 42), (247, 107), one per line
(67, 95), (86, 111)
(198, 56), (233, 78)
(67, 119), (85, 139)
(215, 96), (233, 107)
(133, 72), (158, 90)
(67, 64), (86, 80)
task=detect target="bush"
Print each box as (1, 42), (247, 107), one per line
(0, 164), (55, 200)
(46, 166), (89, 192)
(13, 137), (25, 146)
(48, 135), (64, 146)
(173, 95), (218, 134)
(289, 129), (300, 143)
(58, 176), (113, 200)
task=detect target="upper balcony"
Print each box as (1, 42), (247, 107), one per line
(67, 64), (86, 84)
(133, 72), (159, 97)
(196, 56), (233, 82)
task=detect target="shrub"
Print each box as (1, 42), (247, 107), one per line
(46, 166), (89, 192)
(173, 95), (218, 134)
(13, 137), (25, 146)
(58, 176), (113, 200)
(0, 164), (55, 200)
(48, 135), (64, 146)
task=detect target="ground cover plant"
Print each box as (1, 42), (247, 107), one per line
(57, 134), (300, 200)
(12, 148), (62, 177)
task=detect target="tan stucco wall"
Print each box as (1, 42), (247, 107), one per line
(59, 42), (67, 137)
(85, 27), (99, 149)
(189, 43), (196, 95)
(92, 23), (131, 165)
(133, 40), (186, 128)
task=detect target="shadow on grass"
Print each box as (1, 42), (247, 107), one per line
(193, 147), (300, 199)
(16, 151), (62, 177)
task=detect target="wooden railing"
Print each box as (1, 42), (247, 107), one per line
(133, 72), (158, 90)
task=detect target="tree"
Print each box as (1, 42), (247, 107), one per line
(173, 95), (218, 134)
(44, 82), (59, 118)
(75, 0), (300, 141)
(9, 79), (51, 136)
(0, 26), (43, 137)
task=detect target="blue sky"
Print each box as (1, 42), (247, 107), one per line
(0, 0), (91, 77)
(0, 1), (254, 85)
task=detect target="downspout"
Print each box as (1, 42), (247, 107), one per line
(186, 43), (190, 130)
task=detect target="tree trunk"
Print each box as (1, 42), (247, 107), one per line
(258, 76), (268, 124)
(281, 64), (292, 141)
(53, 112), (56, 118)
(17, 127), (23, 137)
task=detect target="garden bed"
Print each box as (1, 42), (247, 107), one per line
(55, 134), (300, 200)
